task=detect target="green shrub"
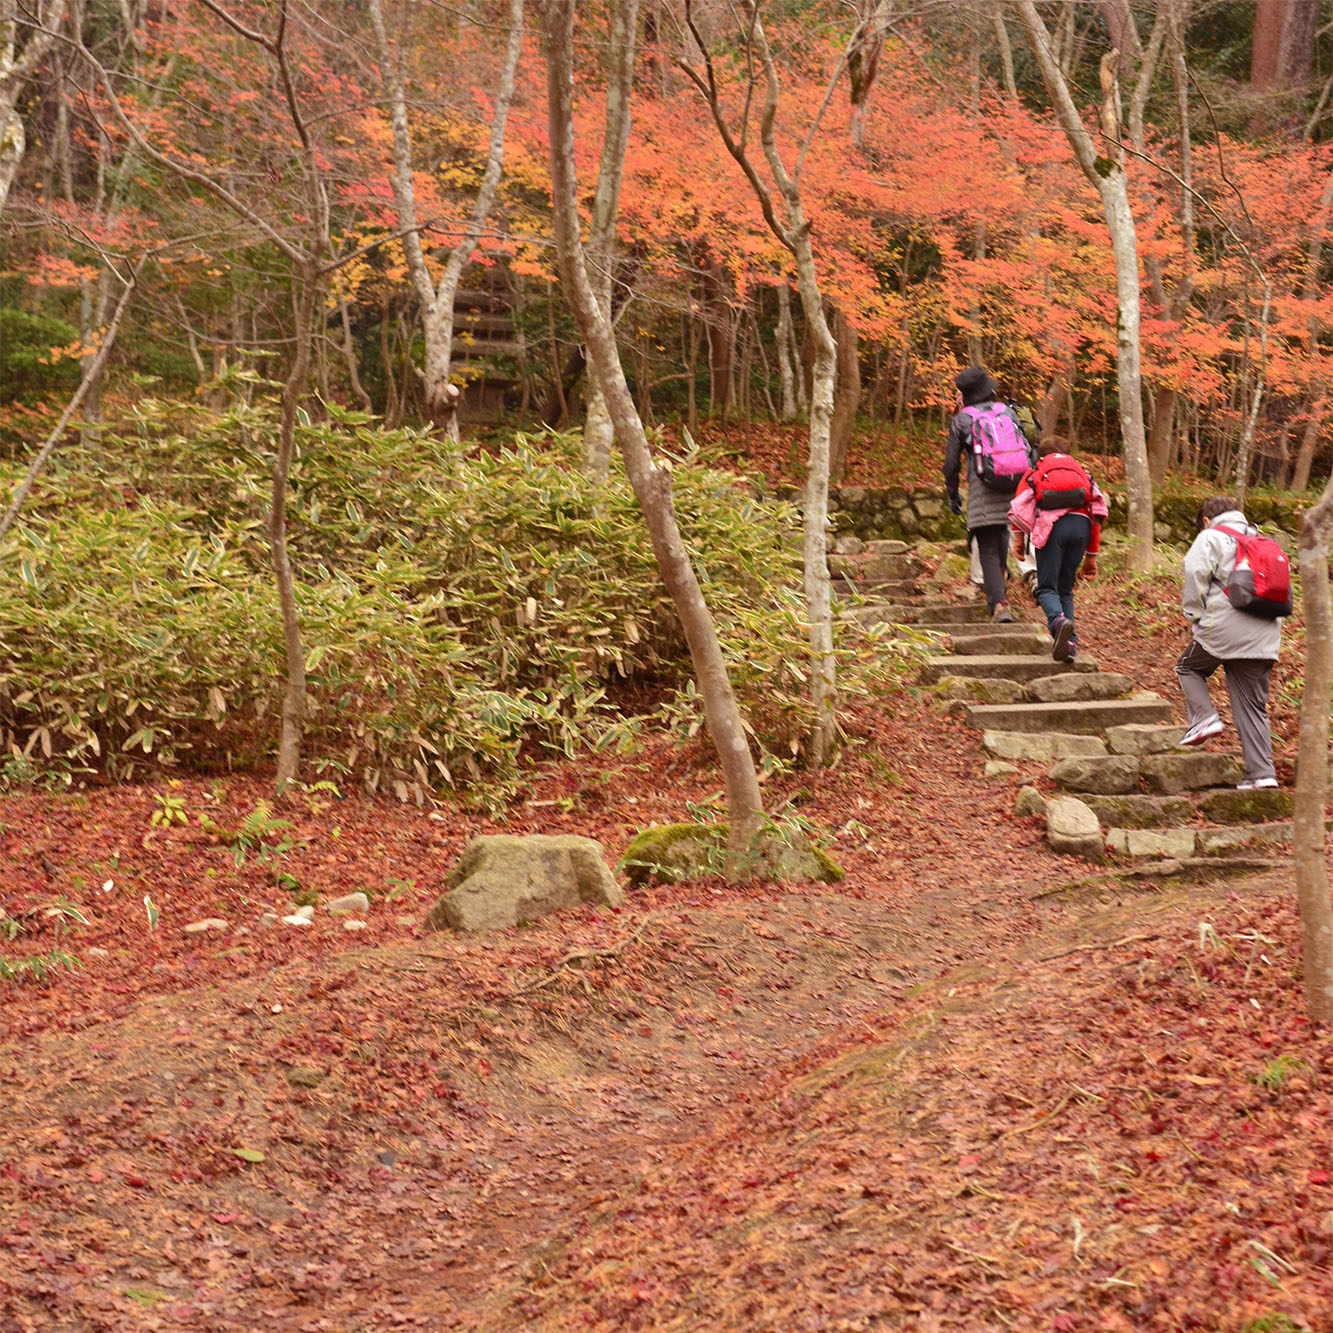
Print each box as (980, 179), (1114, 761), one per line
(0, 404), (919, 797)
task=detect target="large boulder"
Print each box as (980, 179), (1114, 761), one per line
(1046, 797), (1104, 861)
(426, 835), (622, 932)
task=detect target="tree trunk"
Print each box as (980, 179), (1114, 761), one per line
(1292, 406), (1321, 492)
(1293, 474), (1333, 1025)
(581, 0), (640, 478)
(271, 264), (318, 788)
(775, 283), (797, 420)
(369, 0), (524, 441)
(540, 0), (764, 865)
(829, 305), (859, 485)
(1016, 4), (1154, 570)
(1250, 0), (1319, 137)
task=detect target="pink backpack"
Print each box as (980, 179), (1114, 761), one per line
(962, 404), (1034, 491)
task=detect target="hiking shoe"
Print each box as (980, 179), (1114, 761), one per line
(1237, 777), (1279, 790)
(993, 602), (1014, 624)
(1052, 616), (1075, 663)
(1178, 715), (1223, 747)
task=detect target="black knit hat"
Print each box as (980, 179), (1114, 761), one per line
(955, 366), (998, 406)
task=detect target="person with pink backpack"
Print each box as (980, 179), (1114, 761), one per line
(942, 367), (1036, 622)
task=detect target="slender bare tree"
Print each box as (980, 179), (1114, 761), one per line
(1293, 471), (1333, 1025)
(1015, 0), (1154, 571)
(368, 0), (524, 440)
(538, 0), (765, 864)
(680, 0), (840, 765)
(0, 0), (67, 213)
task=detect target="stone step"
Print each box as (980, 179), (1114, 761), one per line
(1026, 673), (1136, 704)
(1196, 787), (1294, 824)
(858, 579), (920, 599)
(964, 697), (1173, 735)
(946, 630), (1049, 656)
(1108, 821), (1294, 860)
(984, 730), (1108, 762)
(1050, 755), (1141, 794)
(1084, 793), (1194, 828)
(1105, 722), (1187, 755)
(829, 552), (923, 582)
(924, 654), (1069, 683)
(875, 601), (990, 625)
(1138, 751), (1245, 794)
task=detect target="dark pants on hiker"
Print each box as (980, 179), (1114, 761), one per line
(1175, 639), (1276, 784)
(970, 524), (1009, 611)
(1033, 513), (1092, 635)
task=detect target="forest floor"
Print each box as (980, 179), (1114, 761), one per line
(2, 545), (1331, 1330)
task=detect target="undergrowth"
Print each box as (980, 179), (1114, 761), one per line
(0, 400), (920, 801)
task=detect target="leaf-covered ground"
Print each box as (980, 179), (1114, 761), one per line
(1, 571), (1329, 1331)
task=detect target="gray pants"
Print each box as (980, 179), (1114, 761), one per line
(1175, 639), (1276, 783)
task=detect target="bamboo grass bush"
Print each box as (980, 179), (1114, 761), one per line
(0, 403), (918, 799)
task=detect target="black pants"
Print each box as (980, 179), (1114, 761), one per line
(970, 524), (1009, 611)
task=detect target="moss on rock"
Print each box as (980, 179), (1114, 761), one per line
(619, 821), (844, 887)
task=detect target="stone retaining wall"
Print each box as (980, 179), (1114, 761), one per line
(825, 484), (1307, 547)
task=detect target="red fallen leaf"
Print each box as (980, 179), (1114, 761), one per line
(124, 1173), (148, 1187)
(212, 1212), (238, 1223)
(1311, 1170), (1330, 1185)
(87, 1169), (104, 1183)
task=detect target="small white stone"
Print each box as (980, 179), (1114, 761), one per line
(182, 918), (229, 936)
(325, 892), (370, 915)
(341, 919), (368, 932)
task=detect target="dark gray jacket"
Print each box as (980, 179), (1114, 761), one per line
(943, 402), (1027, 531)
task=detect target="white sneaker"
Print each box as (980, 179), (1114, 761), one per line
(1237, 778), (1279, 790)
(1178, 716), (1223, 747)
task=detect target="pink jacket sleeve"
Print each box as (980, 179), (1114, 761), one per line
(1008, 480), (1037, 535)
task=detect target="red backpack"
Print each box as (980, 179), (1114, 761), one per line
(1213, 526), (1292, 620)
(1031, 453), (1092, 511)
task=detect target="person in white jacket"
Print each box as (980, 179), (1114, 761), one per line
(1176, 497), (1282, 788)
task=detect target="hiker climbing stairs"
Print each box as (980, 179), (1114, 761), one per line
(834, 538), (1294, 870)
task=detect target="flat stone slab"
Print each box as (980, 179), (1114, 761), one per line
(937, 675), (1026, 705)
(1083, 793), (1194, 828)
(1139, 751), (1245, 794)
(1196, 787), (1294, 824)
(924, 655), (1069, 683)
(1047, 797), (1104, 861)
(947, 631), (1049, 656)
(965, 698), (1173, 735)
(983, 730), (1108, 762)
(1026, 673), (1135, 704)
(1106, 827), (1197, 859)
(1049, 754), (1141, 795)
(1105, 722), (1187, 755)
(874, 601), (990, 626)
(1197, 822), (1294, 854)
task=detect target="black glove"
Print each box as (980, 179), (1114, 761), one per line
(947, 493), (963, 517)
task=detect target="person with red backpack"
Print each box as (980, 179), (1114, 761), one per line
(1175, 496), (1287, 789)
(943, 367), (1037, 622)
(1007, 437), (1108, 662)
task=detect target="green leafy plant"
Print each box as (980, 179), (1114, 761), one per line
(230, 800), (295, 866)
(1254, 1053), (1310, 1092)
(150, 792), (189, 827)
(0, 949), (81, 982)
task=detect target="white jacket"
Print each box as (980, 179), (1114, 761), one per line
(1181, 510), (1282, 661)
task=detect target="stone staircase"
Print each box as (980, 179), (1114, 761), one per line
(836, 539), (1294, 870)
